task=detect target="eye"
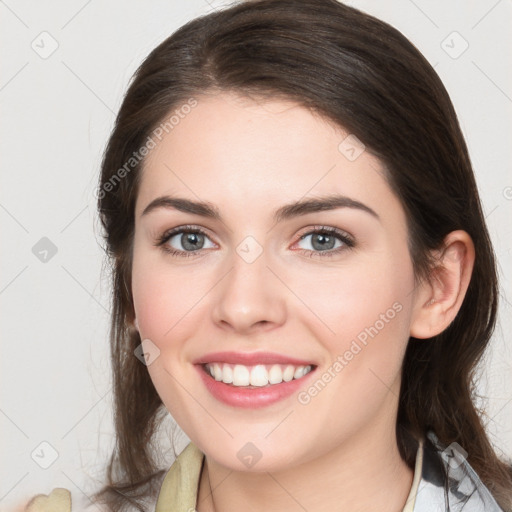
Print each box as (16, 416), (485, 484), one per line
(294, 226), (354, 258)
(155, 224), (355, 259)
(156, 225), (216, 257)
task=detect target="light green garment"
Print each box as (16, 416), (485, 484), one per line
(24, 439), (423, 512)
(155, 439), (424, 511)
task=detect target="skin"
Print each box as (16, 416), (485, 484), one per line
(131, 91), (474, 512)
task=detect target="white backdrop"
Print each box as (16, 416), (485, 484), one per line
(1, 0), (511, 509)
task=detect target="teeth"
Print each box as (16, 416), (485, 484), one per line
(205, 362), (314, 387)
(233, 364), (250, 386)
(222, 364), (233, 384)
(213, 363), (223, 381)
(294, 366), (305, 379)
(250, 365), (268, 387)
(268, 364), (283, 384)
(283, 365), (295, 382)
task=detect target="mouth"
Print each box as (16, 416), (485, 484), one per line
(193, 351), (318, 407)
(201, 362), (316, 388)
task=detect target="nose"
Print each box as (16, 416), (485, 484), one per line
(211, 247), (287, 334)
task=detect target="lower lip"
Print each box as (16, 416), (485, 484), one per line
(196, 365), (316, 409)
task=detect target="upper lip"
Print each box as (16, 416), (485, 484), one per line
(193, 351), (316, 366)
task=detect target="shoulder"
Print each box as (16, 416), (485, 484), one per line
(156, 441), (205, 510)
(413, 430), (505, 511)
(21, 488), (109, 512)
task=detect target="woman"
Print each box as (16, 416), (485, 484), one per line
(23, 0), (512, 510)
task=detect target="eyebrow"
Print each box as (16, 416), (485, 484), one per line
(141, 194), (379, 222)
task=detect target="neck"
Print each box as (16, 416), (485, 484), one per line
(197, 420), (415, 512)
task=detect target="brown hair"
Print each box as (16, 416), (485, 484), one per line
(94, 0), (512, 510)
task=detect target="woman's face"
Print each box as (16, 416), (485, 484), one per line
(132, 92), (418, 471)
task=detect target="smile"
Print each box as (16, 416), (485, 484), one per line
(195, 358), (317, 408)
(203, 362), (315, 388)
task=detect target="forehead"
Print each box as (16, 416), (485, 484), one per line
(135, 92), (399, 222)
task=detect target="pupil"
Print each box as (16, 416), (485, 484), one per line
(312, 233), (334, 251)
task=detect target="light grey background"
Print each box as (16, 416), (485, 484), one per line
(1, 0), (511, 509)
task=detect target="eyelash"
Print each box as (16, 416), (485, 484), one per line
(155, 224), (355, 259)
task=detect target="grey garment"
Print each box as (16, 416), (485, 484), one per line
(413, 430), (504, 511)
(75, 431), (507, 512)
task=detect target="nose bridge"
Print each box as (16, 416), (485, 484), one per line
(211, 236), (286, 331)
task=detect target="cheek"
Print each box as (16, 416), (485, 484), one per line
(131, 249), (202, 423)
(290, 254), (414, 433)
(131, 246), (214, 358)
(131, 245), (183, 343)
(291, 251), (414, 340)
(132, 270), (171, 340)
(288, 247), (415, 411)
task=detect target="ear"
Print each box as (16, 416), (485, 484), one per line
(133, 317), (139, 331)
(410, 230), (475, 339)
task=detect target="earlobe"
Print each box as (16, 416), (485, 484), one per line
(134, 317), (139, 331)
(410, 230), (475, 339)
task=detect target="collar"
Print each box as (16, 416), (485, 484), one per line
(156, 441), (204, 511)
(155, 431), (502, 511)
(411, 430), (503, 511)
